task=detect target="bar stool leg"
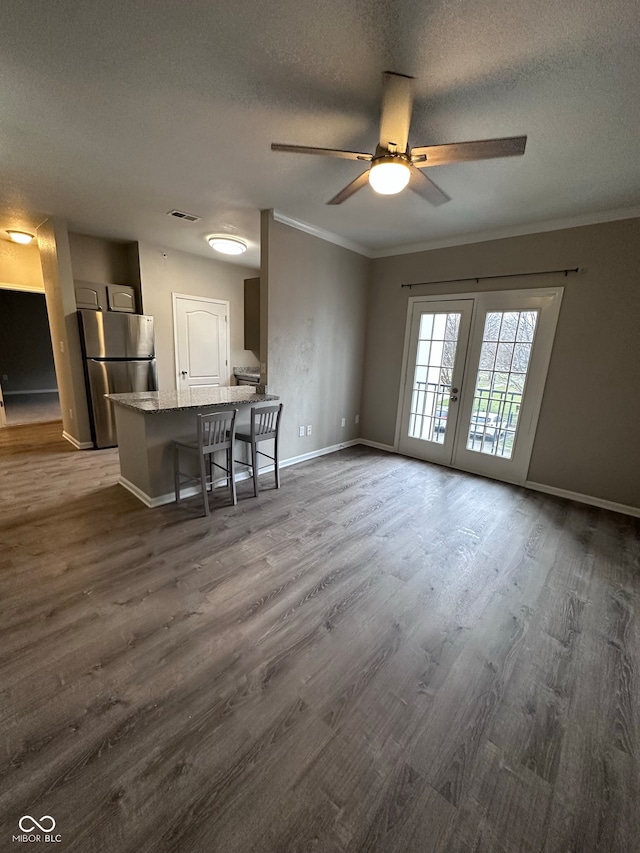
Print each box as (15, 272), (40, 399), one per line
(229, 448), (237, 505)
(199, 451), (210, 516)
(274, 436), (280, 489)
(251, 440), (259, 497)
(174, 445), (181, 503)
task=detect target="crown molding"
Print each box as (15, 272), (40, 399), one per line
(368, 206), (640, 258)
(272, 211), (372, 257)
(272, 205), (640, 262)
(0, 280), (45, 294)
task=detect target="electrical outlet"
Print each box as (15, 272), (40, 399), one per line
(1, 374), (7, 382)
(69, 408), (73, 419)
(306, 424), (312, 436)
(59, 341), (65, 353)
(341, 417), (346, 427)
(298, 425), (305, 437)
(355, 414), (360, 424)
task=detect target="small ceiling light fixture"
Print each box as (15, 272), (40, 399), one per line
(6, 230), (35, 245)
(368, 156), (411, 195)
(207, 235), (247, 255)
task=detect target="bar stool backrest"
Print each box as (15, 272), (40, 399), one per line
(198, 409), (237, 454)
(251, 404), (282, 441)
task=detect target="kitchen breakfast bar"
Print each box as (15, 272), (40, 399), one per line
(107, 386), (280, 507)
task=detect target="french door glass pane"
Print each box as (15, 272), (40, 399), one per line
(408, 312), (460, 443)
(466, 310), (539, 458)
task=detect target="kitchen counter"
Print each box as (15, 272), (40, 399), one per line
(107, 386), (277, 413)
(106, 386), (280, 507)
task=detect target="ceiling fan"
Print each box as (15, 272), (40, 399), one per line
(271, 72), (527, 206)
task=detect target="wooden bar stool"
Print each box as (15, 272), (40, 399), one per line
(173, 409), (238, 516)
(235, 403), (283, 497)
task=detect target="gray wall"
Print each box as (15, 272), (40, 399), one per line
(0, 289), (57, 392)
(138, 242), (259, 391)
(361, 217), (640, 508)
(68, 232), (142, 311)
(263, 213), (371, 461)
(68, 232), (132, 283)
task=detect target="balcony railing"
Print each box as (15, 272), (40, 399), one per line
(409, 381), (522, 457)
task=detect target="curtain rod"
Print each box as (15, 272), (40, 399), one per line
(400, 267), (580, 289)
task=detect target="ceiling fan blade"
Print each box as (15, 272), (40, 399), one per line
(327, 171), (370, 205)
(411, 136), (527, 166)
(379, 72), (414, 154)
(408, 165), (450, 206)
(271, 143), (372, 162)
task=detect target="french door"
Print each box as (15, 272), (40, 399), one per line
(397, 287), (563, 485)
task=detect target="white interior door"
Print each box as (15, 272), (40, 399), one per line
(173, 295), (230, 390)
(397, 287), (563, 485)
(398, 300), (473, 464)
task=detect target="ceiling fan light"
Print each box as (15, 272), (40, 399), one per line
(368, 159), (410, 195)
(207, 235), (247, 255)
(7, 230), (35, 244)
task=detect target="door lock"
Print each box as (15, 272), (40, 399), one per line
(181, 371), (188, 376)
(451, 387), (459, 394)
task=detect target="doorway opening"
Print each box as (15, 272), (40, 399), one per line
(0, 288), (61, 427)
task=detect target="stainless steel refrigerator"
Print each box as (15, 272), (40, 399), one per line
(78, 310), (158, 448)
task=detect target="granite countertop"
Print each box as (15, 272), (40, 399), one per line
(233, 365), (260, 376)
(107, 386), (278, 414)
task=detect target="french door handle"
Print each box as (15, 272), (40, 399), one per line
(450, 395), (458, 402)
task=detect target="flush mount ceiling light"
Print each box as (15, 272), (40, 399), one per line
(6, 230), (35, 244)
(207, 235), (247, 255)
(368, 156), (411, 195)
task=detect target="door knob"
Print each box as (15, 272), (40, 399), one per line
(450, 395), (458, 402)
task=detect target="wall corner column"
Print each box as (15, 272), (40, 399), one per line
(259, 209), (272, 387)
(37, 217), (92, 447)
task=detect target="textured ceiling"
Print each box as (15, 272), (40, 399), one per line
(1, 0), (639, 267)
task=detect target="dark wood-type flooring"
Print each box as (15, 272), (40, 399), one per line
(1, 422), (639, 852)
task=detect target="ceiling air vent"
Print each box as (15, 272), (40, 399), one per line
(167, 209), (201, 222)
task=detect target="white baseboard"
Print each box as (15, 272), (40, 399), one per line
(361, 442), (639, 519)
(358, 438), (397, 453)
(281, 439), (360, 469)
(119, 440), (362, 507)
(120, 476), (211, 508)
(525, 480), (640, 519)
(119, 476), (158, 507)
(4, 388), (58, 396)
(119, 470), (256, 508)
(62, 430), (94, 450)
